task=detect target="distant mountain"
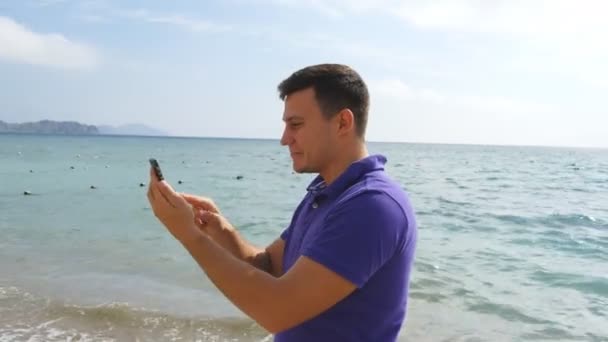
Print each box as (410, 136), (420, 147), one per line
(0, 120), (98, 135)
(97, 124), (167, 136)
(0, 120), (167, 136)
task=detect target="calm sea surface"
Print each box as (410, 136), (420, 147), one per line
(1, 134), (607, 341)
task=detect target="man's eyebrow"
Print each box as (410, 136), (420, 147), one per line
(283, 116), (304, 122)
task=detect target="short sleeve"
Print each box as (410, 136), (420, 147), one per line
(302, 191), (407, 288)
(280, 224), (292, 241)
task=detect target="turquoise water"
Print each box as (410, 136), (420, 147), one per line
(1, 134), (607, 341)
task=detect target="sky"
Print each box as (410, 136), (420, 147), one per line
(0, 0), (607, 148)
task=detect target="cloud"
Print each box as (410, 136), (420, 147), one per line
(260, 0), (608, 88)
(370, 79), (445, 103)
(369, 78), (553, 114)
(259, 0), (345, 17)
(253, 0), (391, 16)
(393, 1), (607, 38)
(120, 9), (231, 33)
(391, 1), (608, 89)
(365, 78), (582, 147)
(261, 0), (608, 50)
(28, 0), (69, 8)
(0, 16), (99, 69)
(79, 13), (107, 23)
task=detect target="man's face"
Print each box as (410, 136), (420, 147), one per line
(280, 87), (337, 173)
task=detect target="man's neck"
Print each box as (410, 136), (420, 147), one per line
(320, 143), (369, 186)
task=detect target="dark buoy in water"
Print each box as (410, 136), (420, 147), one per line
(90, 185), (97, 189)
(23, 191), (32, 195)
(139, 183), (145, 187)
(178, 180), (183, 184)
(70, 166), (75, 170)
(29, 170), (34, 173)
(236, 175), (244, 180)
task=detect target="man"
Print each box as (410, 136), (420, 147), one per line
(147, 63), (417, 341)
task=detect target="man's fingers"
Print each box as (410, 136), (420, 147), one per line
(181, 193), (212, 206)
(150, 167), (161, 182)
(147, 185), (154, 201)
(157, 181), (187, 208)
(148, 167), (157, 199)
(181, 193), (218, 213)
(151, 181), (175, 208)
(195, 209), (219, 224)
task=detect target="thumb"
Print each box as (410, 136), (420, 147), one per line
(195, 209), (220, 224)
(181, 193), (218, 213)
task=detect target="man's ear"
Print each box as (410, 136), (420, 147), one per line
(336, 109), (355, 136)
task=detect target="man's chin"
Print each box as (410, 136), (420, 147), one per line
(293, 165), (314, 174)
(291, 157), (316, 173)
(291, 162), (305, 173)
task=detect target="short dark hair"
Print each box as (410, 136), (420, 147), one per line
(278, 63), (369, 138)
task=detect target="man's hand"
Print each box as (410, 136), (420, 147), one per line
(180, 193), (235, 240)
(147, 168), (200, 244)
(146, 171), (356, 334)
(193, 206), (236, 240)
(181, 193), (221, 215)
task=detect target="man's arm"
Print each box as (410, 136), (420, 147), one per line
(182, 231), (356, 334)
(211, 227), (285, 277)
(150, 181), (355, 333)
(182, 193), (284, 276)
(256, 238), (285, 277)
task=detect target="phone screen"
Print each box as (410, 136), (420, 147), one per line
(149, 158), (164, 180)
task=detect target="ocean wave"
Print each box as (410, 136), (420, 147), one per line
(492, 214), (531, 226)
(546, 213), (606, 228)
(427, 207), (482, 227)
(0, 286), (269, 342)
(466, 300), (552, 325)
(413, 261), (441, 273)
(410, 277), (448, 290)
(519, 326), (581, 340)
(491, 213), (607, 230)
(529, 270), (608, 298)
(507, 230), (607, 261)
(409, 291), (448, 303)
(437, 196), (474, 208)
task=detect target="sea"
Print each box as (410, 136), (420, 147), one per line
(1, 134), (607, 342)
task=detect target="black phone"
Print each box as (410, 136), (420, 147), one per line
(149, 158), (164, 181)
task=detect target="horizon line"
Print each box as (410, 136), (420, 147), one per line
(2, 131), (606, 150)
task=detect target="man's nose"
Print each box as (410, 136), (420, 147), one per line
(280, 127), (290, 146)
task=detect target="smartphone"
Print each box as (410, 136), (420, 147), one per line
(149, 158), (164, 181)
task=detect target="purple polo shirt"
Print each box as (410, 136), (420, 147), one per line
(275, 154), (417, 342)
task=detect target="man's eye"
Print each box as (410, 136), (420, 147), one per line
(291, 123), (303, 128)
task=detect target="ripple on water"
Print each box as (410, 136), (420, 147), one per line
(529, 270), (608, 298)
(466, 300), (552, 325)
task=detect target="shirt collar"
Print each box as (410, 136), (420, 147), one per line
(306, 154), (387, 200)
